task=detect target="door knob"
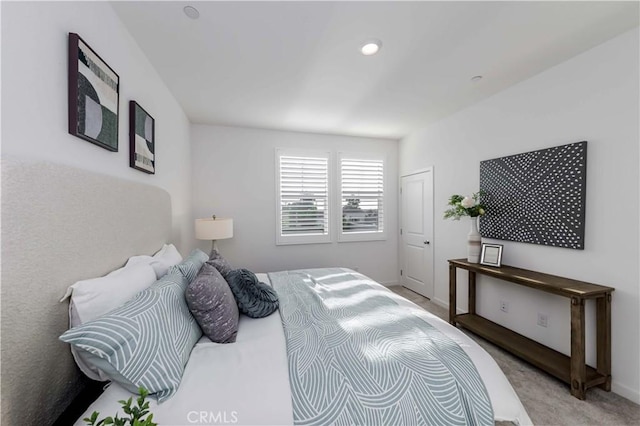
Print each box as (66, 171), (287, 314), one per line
(424, 240), (430, 245)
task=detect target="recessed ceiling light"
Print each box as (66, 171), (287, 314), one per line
(360, 39), (382, 56)
(471, 75), (483, 82)
(183, 5), (200, 20)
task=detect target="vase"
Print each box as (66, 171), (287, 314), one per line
(467, 217), (481, 263)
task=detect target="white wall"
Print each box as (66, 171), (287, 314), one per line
(399, 28), (639, 402)
(191, 124), (399, 285)
(1, 1), (193, 253)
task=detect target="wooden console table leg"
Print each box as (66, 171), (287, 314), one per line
(596, 293), (612, 391)
(449, 264), (457, 325)
(468, 271), (476, 315)
(571, 297), (586, 400)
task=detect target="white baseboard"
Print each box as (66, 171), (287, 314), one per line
(432, 297), (469, 315)
(432, 297), (464, 314)
(612, 382), (640, 404)
(379, 281), (398, 287)
(431, 297), (449, 309)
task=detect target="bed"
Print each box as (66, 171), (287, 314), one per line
(75, 268), (532, 426)
(1, 159), (532, 425)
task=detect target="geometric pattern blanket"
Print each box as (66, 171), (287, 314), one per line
(269, 268), (494, 426)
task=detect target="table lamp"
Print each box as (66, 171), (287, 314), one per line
(195, 215), (233, 253)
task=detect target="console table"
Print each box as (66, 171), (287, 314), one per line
(448, 258), (614, 400)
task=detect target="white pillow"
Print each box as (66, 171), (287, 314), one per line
(153, 243), (183, 266)
(61, 262), (158, 380)
(63, 262), (157, 325)
(125, 244), (183, 279)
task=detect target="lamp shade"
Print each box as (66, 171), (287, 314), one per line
(195, 218), (233, 240)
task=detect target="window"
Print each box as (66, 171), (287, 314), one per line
(339, 154), (386, 242)
(275, 149), (386, 245)
(276, 149), (331, 245)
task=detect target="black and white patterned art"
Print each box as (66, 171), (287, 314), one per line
(68, 33), (119, 151)
(479, 141), (587, 249)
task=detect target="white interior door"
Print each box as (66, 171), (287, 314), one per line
(400, 169), (434, 298)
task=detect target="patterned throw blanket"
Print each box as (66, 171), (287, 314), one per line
(269, 268), (494, 426)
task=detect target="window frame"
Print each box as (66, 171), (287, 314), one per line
(275, 148), (333, 245)
(337, 152), (387, 243)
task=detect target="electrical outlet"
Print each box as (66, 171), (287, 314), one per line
(500, 300), (509, 313)
(537, 313), (548, 328)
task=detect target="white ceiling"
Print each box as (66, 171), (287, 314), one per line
(112, 1), (639, 140)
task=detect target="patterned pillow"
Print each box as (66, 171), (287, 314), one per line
(207, 249), (233, 279)
(186, 263), (239, 343)
(61, 262), (158, 382)
(226, 269), (279, 318)
(59, 272), (202, 402)
(170, 249), (209, 282)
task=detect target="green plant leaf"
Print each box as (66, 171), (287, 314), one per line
(144, 414), (157, 426)
(89, 386), (155, 426)
(444, 191), (487, 220)
(84, 411), (100, 425)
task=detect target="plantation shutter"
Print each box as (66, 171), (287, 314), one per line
(340, 158), (384, 234)
(279, 155), (329, 237)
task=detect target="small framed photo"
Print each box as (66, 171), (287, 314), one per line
(129, 101), (155, 174)
(68, 33), (119, 151)
(480, 243), (503, 267)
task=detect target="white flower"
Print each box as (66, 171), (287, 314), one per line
(461, 196), (474, 208)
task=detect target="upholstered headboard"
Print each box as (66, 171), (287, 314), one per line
(1, 158), (172, 425)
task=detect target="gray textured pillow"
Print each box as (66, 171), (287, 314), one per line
(207, 249), (233, 279)
(186, 263), (239, 343)
(226, 269), (279, 318)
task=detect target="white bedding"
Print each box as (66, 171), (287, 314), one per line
(76, 271), (532, 426)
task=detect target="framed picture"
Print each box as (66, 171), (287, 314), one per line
(68, 33), (119, 151)
(129, 101), (155, 174)
(480, 141), (587, 249)
(480, 243), (503, 267)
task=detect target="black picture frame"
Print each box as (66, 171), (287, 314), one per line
(479, 141), (587, 250)
(129, 101), (155, 174)
(480, 243), (503, 267)
(68, 33), (120, 151)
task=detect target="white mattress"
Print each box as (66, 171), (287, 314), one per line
(76, 271), (532, 426)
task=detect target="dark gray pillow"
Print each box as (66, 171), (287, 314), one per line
(207, 249), (233, 279)
(226, 269), (279, 318)
(185, 263), (238, 343)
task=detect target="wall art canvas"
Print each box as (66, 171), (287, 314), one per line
(479, 141), (587, 249)
(129, 101), (155, 174)
(68, 33), (119, 151)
